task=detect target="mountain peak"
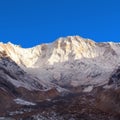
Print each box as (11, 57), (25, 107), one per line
(0, 36), (119, 67)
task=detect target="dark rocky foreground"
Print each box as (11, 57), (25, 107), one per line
(1, 87), (120, 120)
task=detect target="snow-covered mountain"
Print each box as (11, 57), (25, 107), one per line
(0, 36), (120, 89)
(1, 36), (120, 67)
(0, 36), (120, 119)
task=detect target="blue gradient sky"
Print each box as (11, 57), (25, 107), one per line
(0, 0), (120, 47)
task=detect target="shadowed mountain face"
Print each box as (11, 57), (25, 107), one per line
(0, 36), (120, 119)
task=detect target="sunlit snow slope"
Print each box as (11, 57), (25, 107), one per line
(0, 36), (120, 89)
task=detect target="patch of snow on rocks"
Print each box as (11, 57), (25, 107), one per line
(14, 98), (36, 106)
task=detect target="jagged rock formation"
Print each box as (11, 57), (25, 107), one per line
(0, 36), (120, 119)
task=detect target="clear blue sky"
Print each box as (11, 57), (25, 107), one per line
(0, 0), (120, 48)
